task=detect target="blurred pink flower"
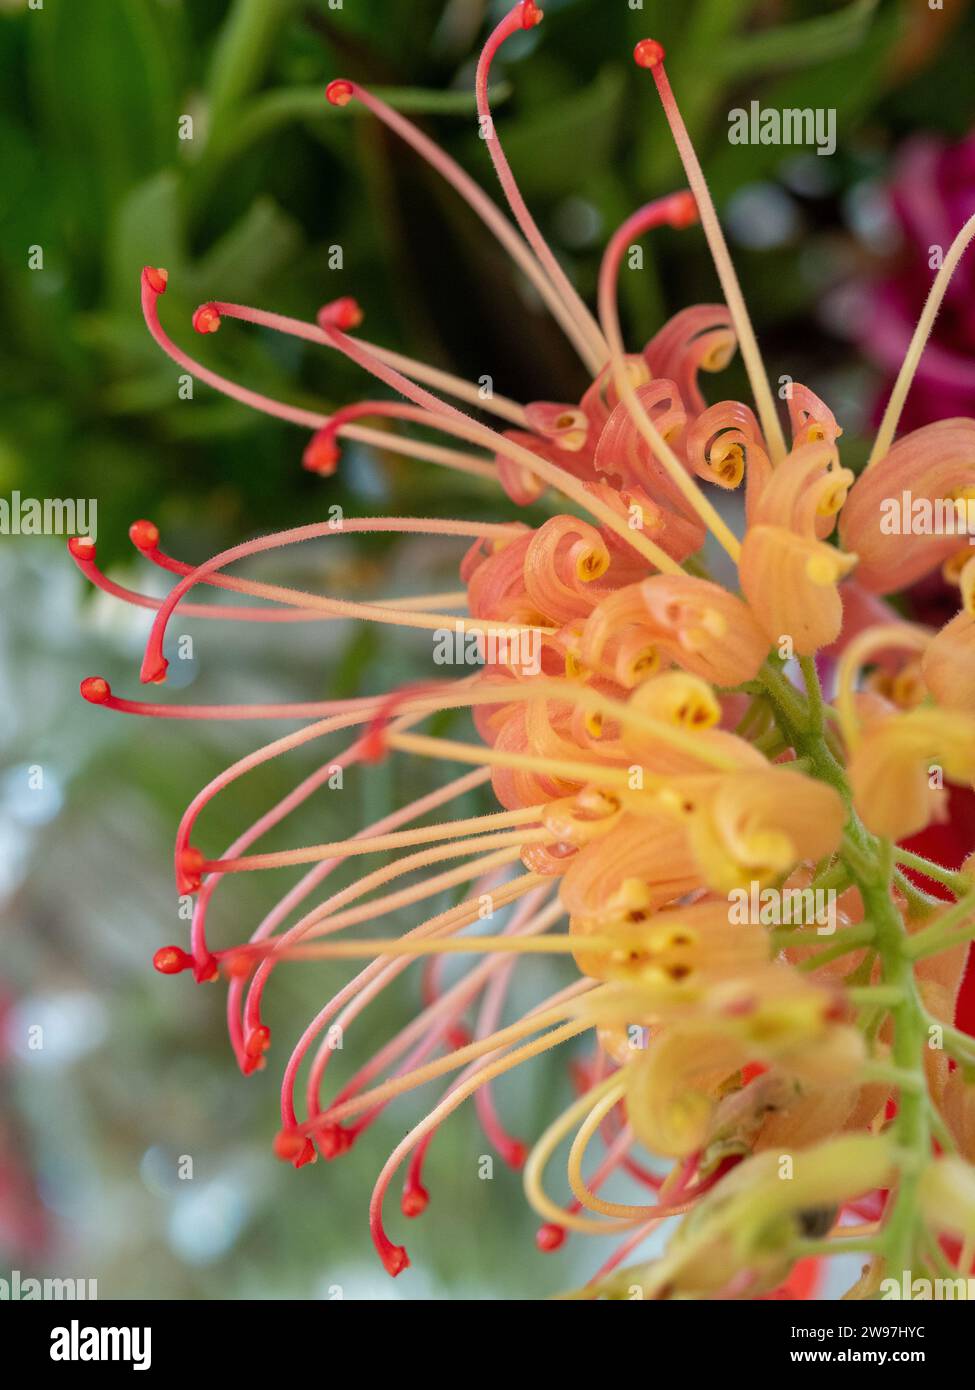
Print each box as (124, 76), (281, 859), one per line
(863, 132), (975, 430)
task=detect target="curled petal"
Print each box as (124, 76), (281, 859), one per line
(923, 609), (975, 712)
(848, 707), (975, 839)
(748, 440), (852, 540)
(579, 583), (665, 683)
(628, 670), (721, 731)
(486, 705), (584, 810)
(643, 305), (736, 419)
(593, 380), (689, 505)
(787, 383), (843, 449)
(625, 1024), (751, 1158)
(560, 814), (700, 975)
(466, 532), (536, 623)
(637, 574), (770, 685)
(524, 516), (611, 625)
(523, 401), (590, 453)
(579, 355), (651, 437)
(459, 524), (530, 585)
(494, 429), (554, 505)
(585, 479), (707, 567)
(754, 1077), (872, 1153)
(683, 767), (846, 893)
(838, 419), (975, 593)
(616, 1135), (892, 1301)
(685, 400), (768, 494)
(740, 525), (858, 655)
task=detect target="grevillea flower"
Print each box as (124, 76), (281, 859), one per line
(76, 5), (975, 1297)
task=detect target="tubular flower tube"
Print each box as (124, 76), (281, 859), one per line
(77, 8), (975, 1301)
(740, 442), (858, 654)
(848, 707), (975, 841)
(681, 768), (846, 895)
(838, 419), (975, 593)
(923, 611), (975, 711)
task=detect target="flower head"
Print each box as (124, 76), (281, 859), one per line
(77, 2), (975, 1298)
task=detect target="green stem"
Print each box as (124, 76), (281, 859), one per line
(904, 889), (975, 961)
(799, 654), (825, 735)
(894, 847), (970, 897)
(755, 666), (939, 1283)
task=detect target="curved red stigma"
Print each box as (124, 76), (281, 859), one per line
(666, 190), (699, 228)
(272, 1130), (317, 1168)
(380, 1242), (410, 1278)
(80, 676), (111, 705)
(317, 296), (364, 331)
(302, 430), (341, 476)
(142, 265), (168, 295)
(535, 1222), (567, 1253)
(401, 1178), (430, 1219)
(192, 303), (222, 335)
(325, 78), (355, 108)
(153, 945), (194, 976)
(68, 535), (96, 562)
(128, 518), (161, 553)
(633, 38), (665, 68)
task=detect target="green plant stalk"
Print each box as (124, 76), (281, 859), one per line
(905, 888), (975, 961)
(760, 659), (938, 1283)
(894, 846), (970, 897)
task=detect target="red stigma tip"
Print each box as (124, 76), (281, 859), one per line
(326, 79), (354, 108)
(141, 656), (169, 685)
(521, 1), (543, 28)
(153, 944), (194, 976)
(381, 1245), (410, 1278)
(503, 1139), (528, 1170)
(360, 680), (444, 764)
(273, 1130), (305, 1161)
(176, 846), (205, 894)
(68, 535), (96, 561)
(316, 1123), (352, 1160)
(634, 38), (665, 69)
(668, 191), (699, 228)
(292, 1138), (316, 1168)
(273, 1130), (315, 1167)
(192, 303), (222, 335)
(535, 1222), (566, 1253)
(446, 1024), (470, 1050)
(128, 519), (160, 552)
(360, 726), (389, 764)
(318, 296), (363, 331)
(244, 1024), (271, 1060)
(302, 432), (341, 476)
(80, 676), (111, 705)
(143, 266), (168, 295)
(401, 1183), (429, 1218)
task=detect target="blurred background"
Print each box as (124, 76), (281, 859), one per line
(1, 0), (974, 1300)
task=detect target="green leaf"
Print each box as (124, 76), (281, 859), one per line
(28, 0), (177, 248)
(106, 171), (186, 312)
(206, 0), (301, 137)
(716, 0), (882, 79)
(499, 66), (627, 200)
(190, 197), (303, 299)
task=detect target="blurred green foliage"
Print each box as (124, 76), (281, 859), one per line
(1, 0), (974, 1299)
